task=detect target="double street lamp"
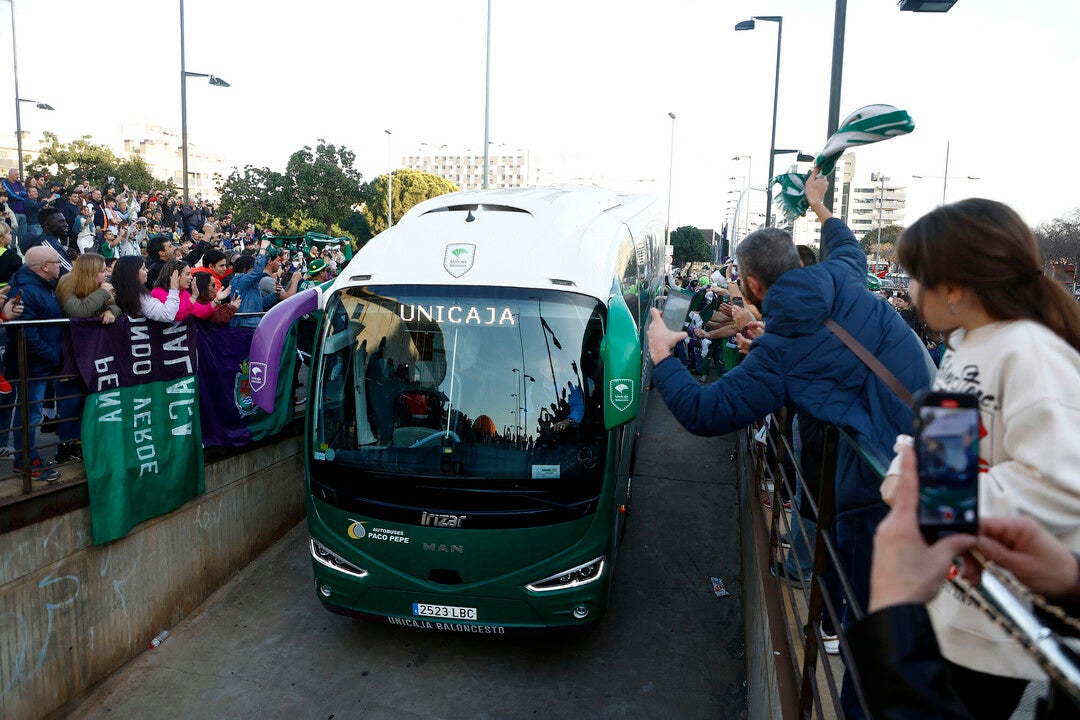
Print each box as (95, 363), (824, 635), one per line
(179, 0), (229, 202)
(14, 99), (53, 179)
(735, 15), (782, 227)
(912, 141), (980, 205)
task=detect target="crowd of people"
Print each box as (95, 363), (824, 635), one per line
(650, 169), (1080, 719)
(0, 168), (348, 483)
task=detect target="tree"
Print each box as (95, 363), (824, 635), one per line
(25, 132), (174, 192)
(360, 169), (459, 235)
(860, 224), (905, 265)
(670, 225), (710, 267)
(282, 140), (365, 235)
(217, 140), (365, 236)
(216, 164), (289, 229)
(1034, 210), (1080, 269)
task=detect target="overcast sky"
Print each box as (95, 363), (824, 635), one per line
(2, 0), (1075, 231)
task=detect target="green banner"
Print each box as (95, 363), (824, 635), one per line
(81, 378), (205, 544)
(71, 318), (206, 545)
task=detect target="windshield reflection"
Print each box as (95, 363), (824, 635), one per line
(312, 286), (607, 484)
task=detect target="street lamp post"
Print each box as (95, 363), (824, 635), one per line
(8, 0), (55, 179)
(913, 141), (980, 205)
(871, 172), (889, 265)
(666, 112), (676, 241)
(483, 0), (492, 190)
(735, 16), (782, 226)
(731, 155), (752, 237)
(384, 129), (393, 228)
(819, 0), (956, 255)
(179, 0), (229, 202)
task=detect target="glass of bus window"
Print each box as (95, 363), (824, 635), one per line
(311, 286), (607, 484)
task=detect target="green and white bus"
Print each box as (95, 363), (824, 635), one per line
(251, 186), (665, 631)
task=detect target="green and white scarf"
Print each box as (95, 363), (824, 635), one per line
(771, 104), (915, 224)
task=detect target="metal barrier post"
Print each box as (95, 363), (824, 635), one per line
(15, 324), (33, 493)
(798, 425), (839, 715)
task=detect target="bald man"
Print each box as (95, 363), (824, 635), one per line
(5, 245), (63, 481)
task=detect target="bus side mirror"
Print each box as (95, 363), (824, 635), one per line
(250, 288), (319, 413)
(600, 293), (640, 430)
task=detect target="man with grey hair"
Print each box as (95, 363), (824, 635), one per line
(5, 245), (64, 482)
(647, 168), (931, 715)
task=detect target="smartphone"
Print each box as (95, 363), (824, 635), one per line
(914, 391), (980, 542)
(732, 297), (745, 308)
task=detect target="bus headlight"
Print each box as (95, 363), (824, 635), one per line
(526, 556), (606, 592)
(310, 538), (369, 579)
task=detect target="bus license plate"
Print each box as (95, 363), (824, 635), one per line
(412, 602), (478, 620)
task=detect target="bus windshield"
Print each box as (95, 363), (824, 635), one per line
(310, 285), (608, 523)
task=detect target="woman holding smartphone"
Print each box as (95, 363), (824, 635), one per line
(881, 198), (1080, 718)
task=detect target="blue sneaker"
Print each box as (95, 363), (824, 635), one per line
(13, 458), (61, 484)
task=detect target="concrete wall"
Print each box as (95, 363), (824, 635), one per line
(0, 436), (305, 720)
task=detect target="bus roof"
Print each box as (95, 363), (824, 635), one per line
(329, 186), (660, 303)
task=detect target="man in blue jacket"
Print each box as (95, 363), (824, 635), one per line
(648, 168), (932, 716)
(5, 245), (64, 482)
(229, 239), (300, 328)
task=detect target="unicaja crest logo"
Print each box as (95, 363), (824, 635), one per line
(234, 360), (258, 417)
(609, 379), (634, 412)
(444, 243), (476, 278)
(248, 362), (268, 393)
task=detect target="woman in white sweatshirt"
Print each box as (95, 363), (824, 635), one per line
(884, 197), (1080, 719)
(111, 255), (180, 322)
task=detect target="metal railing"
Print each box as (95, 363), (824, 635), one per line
(0, 313), (304, 511)
(743, 409), (1080, 718)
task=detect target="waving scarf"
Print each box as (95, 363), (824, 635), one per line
(771, 104), (915, 224)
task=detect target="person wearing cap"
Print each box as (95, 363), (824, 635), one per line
(298, 258), (330, 291)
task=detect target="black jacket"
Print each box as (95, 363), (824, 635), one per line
(0, 245), (21, 285)
(848, 603), (1080, 720)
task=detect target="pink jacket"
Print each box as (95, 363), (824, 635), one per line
(150, 287), (214, 321)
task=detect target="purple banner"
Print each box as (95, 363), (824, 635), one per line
(195, 324), (296, 447)
(71, 317), (198, 391)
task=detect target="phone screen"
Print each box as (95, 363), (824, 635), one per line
(915, 393), (980, 541)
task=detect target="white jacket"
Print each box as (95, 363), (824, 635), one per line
(888, 319), (1080, 679)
